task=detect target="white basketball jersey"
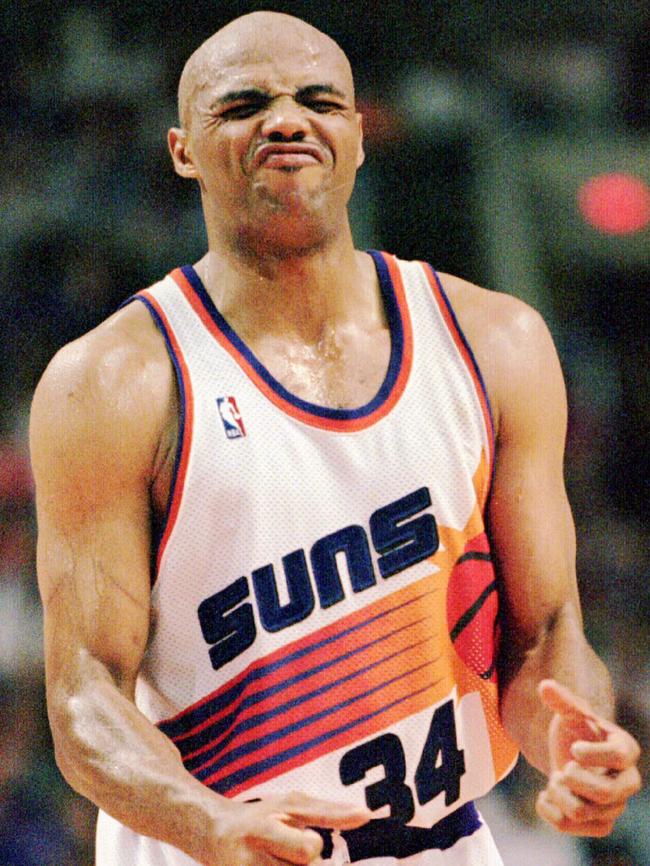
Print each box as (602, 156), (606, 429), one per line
(96, 251), (518, 865)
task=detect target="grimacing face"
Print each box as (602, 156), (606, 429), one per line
(169, 17), (365, 253)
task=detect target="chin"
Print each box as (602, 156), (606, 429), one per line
(236, 211), (333, 259)
(252, 175), (327, 208)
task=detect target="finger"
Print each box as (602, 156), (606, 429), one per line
(543, 770), (585, 818)
(249, 820), (324, 865)
(256, 856), (313, 866)
(280, 793), (372, 829)
(536, 792), (617, 838)
(538, 680), (604, 728)
(571, 733), (641, 771)
(561, 761), (642, 805)
(545, 774), (626, 824)
(540, 763), (635, 829)
(262, 857), (321, 866)
(536, 790), (564, 824)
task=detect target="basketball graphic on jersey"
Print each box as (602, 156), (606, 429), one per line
(446, 533), (499, 684)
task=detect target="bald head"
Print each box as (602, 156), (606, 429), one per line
(177, 12), (354, 129)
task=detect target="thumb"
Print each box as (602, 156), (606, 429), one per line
(537, 679), (605, 734)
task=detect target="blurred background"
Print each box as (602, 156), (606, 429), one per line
(1, 1), (648, 863)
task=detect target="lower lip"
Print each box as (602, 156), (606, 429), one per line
(260, 153), (321, 169)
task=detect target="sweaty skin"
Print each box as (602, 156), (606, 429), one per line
(31, 11), (640, 866)
(177, 15), (356, 131)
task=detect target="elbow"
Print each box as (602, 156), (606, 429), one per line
(48, 688), (100, 799)
(52, 737), (84, 795)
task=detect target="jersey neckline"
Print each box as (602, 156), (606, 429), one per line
(170, 250), (413, 432)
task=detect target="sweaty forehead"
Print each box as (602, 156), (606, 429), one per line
(179, 14), (354, 123)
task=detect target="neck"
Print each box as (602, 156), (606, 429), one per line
(195, 226), (380, 345)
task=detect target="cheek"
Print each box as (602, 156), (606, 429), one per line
(193, 132), (249, 182)
(224, 131), (251, 171)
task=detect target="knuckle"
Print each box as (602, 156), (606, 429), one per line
(309, 833), (324, 858)
(298, 833), (323, 863)
(536, 792), (560, 826)
(563, 760), (581, 779)
(609, 750), (630, 771)
(587, 781), (612, 805)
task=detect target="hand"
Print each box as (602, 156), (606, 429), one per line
(535, 679), (641, 837)
(206, 791), (372, 865)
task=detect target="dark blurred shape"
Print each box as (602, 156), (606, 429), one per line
(622, 12), (650, 130)
(0, 675), (96, 865)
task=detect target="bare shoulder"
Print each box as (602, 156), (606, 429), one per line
(436, 272), (565, 436)
(30, 300), (174, 490)
(436, 272), (551, 354)
(36, 299), (170, 395)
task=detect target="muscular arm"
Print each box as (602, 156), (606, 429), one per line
(482, 302), (612, 771)
(441, 274), (640, 836)
(31, 305), (368, 866)
(31, 307), (220, 860)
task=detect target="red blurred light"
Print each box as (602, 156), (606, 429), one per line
(577, 173), (650, 235)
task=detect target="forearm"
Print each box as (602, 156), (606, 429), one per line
(500, 601), (614, 774)
(50, 653), (230, 864)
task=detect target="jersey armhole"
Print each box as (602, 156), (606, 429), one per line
(123, 292), (194, 583)
(418, 264), (496, 505)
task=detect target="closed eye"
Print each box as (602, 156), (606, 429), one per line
(304, 99), (344, 113)
(219, 102), (267, 120)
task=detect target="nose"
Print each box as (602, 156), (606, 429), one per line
(260, 96), (310, 141)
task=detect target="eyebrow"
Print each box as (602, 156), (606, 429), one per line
(213, 83), (348, 106)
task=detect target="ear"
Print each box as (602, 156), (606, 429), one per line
(168, 127), (199, 179)
(355, 112), (365, 169)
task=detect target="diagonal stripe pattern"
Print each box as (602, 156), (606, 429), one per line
(158, 574), (449, 796)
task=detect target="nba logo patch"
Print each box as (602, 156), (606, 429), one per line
(216, 396), (247, 439)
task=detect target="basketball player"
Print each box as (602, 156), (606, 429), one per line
(30, 12), (641, 866)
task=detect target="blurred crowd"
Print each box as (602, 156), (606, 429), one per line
(1, 2), (648, 864)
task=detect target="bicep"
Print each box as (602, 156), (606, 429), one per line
(487, 306), (581, 646)
(36, 493), (152, 698)
(31, 340), (160, 701)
